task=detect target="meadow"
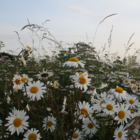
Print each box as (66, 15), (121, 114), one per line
(0, 19), (140, 140)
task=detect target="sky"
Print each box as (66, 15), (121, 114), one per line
(1, 0), (140, 59)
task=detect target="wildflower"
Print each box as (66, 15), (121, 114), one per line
(82, 117), (99, 135)
(12, 74), (23, 90)
(37, 69), (53, 79)
(23, 128), (41, 140)
(71, 129), (83, 140)
(114, 104), (130, 124)
(131, 85), (138, 93)
(42, 116), (57, 132)
(113, 125), (128, 140)
(125, 95), (139, 109)
(21, 74), (33, 83)
(6, 96), (11, 104)
(5, 109), (29, 135)
(72, 72), (91, 91)
(63, 57), (84, 68)
(53, 81), (59, 88)
(76, 101), (93, 119)
(112, 86), (128, 101)
(102, 97), (118, 115)
(24, 81), (46, 101)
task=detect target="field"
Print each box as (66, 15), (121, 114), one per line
(0, 21), (140, 140)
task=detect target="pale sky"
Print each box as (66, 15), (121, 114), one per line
(1, 0), (140, 59)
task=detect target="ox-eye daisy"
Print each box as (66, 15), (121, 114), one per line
(5, 109), (29, 135)
(102, 97), (118, 115)
(112, 86), (128, 101)
(12, 74), (23, 90)
(70, 129), (83, 140)
(113, 125), (128, 140)
(76, 101), (93, 119)
(23, 128), (41, 140)
(82, 117), (99, 135)
(63, 57), (85, 68)
(125, 95), (139, 109)
(72, 72), (91, 91)
(24, 81), (46, 101)
(21, 74), (33, 83)
(42, 116), (57, 132)
(131, 85), (138, 93)
(37, 69), (53, 79)
(114, 104), (130, 124)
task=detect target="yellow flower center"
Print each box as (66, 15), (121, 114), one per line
(68, 57), (79, 62)
(125, 80), (128, 83)
(133, 86), (136, 90)
(129, 99), (134, 104)
(88, 123), (94, 129)
(15, 79), (21, 85)
(130, 124), (135, 130)
(78, 72), (83, 75)
(14, 118), (22, 127)
(72, 133), (79, 138)
(130, 80), (135, 84)
(135, 117), (139, 121)
(118, 110), (125, 119)
(128, 85), (131, 87)
(28, 133), (37, 140)
(137, 84), (140, 86)
(79, 76), (87, 84)
(27, 46), (31, 52)
(30, 86), (38, 94)
(115, 87), (123, 93)
(137, 134), (140, 139)
(118, 131), (122, 138)
(47, 121), (53, 127)
(21, 78), (29, 82)
(106, 104), (113, 111)
(130, 110), (135, 113)
(81, 108), (88, 115)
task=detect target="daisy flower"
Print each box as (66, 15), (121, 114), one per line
(12, 74), (23, 90)
(102, 97), (118, 115)
(5, 109), (29, 135)
(131, 85), (138, 93)
(114, 104), (131, 124)
(21, 74), (33, 83)
(53, 81), (59, 89)
(76, 101), (93, 119)
(125, 95), (139, 109)
(112, 86), (128, 101)
(129, 79), (136, 84)
(24, 81), (46, 101)
(37, 69), (53, 79)
(20, 56), (26, 66)
(6, 96), (11, 104)
(23, 128), (41, 140)
(72, 72), (91, 91)
(82, 117), (99, 135)
(42, 116), (57, 132)
(123, 78), (130, 85)
(71, 129), (83, 140)
(113, 125), (128, 140)
(63, 57), (85, 68)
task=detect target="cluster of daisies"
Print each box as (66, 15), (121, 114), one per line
(1, 57), (140, 140)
